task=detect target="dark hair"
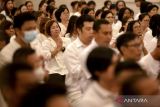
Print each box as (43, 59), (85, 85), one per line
(59, 4), (67, 9)
(104, 0), (111, 6)
(118, 7), (131, 22)
(45, 20), (60, 36)
(135, 0), (145, 2)
(138, 13), (149, 21)
(18, 4), (26, 13)
(119, 17), (129, 32)
(0, 20), (13, 30)
(149, 14), (160, 37)
(66, 15), (78, 36)
(39, 0), (47, 10)
(25, 1), (33, 6)
(13, 12), (36, 28)
(47, 0), (55, 5)
(55, 7), (69, 22)
(121, 74), (148, 95)
(71, 0), (79, 8)
(87, 0), (96, 6)
(78, 1), (87, 7)
(101, 10), (113, 19)
(39, 17), (51, 34)
(0, 30), (10, 44)
(110, 4), (116, 10)
(93, 19), (110, 32)
(116, 0), (126, 11)
(19, 83), (67, 107)
(147, 4), (159, 13)
(87, 47), (115, 80)
(115, 61), (145, 77)
(32, 11), (45, 21)
(81, 7), (94, 16)
(4, 0), (14, 19)
(127, 20), (140, 32)
(95, 9), (103, 18)
(116, 32), (137, 54)
(46, 5), (56, 18)
(0, 62), (33, 88)
(0, 14), (6, 21)
(13, 47), (35, 63)
(140, 1), (152, 13)
(76, 14), (94, 30)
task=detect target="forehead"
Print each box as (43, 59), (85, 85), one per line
(21, 20), (36, 28)
(99, 24), (112, 31)
(83, 21), (94, 28)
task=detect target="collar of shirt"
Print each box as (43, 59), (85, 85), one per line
(147, 53), (160, 70)
(75, 37), (87, 48)
(93, 82), (116, 99)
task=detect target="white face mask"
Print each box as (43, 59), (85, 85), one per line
(23, 30), (38, 43)
(34, 67), (46, 83)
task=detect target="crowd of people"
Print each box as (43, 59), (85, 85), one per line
(0, 0), (160, 107)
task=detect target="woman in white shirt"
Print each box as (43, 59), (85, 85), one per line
(42, 20), (71, 75)
(1, 0), (14, 22)
(65, 15), (78, 42)
(55, 6), (70, 37)
(138, 13), (150, 36)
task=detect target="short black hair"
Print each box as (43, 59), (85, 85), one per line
(0, 62), (33, 89)
(138, 13), (149, 21)
(101, 10), (113, 19)
(13, 12), (36, 29)
(55, 7), (69, 22)
(47, 0), (55, 5)
(13, 47), (35, 63)
(76, 14), (94, 30)
(110, 4), (116, 10)
(140, 1), (152, 13)
(93, 19), (110, 32)
(126, 20), (140, 32)
(149, 14), (160, 37)
(87, 47), (115, 80)
(81, 7), (94, 16)
(121, 74), (148, 95)
(115, 61), (145, 77)
(71, 0), (79, 8)
(87, 0), (96, 6)
(147, 4), (159, 13)
(19, 83), (67, 107)
(116, 32), (137, 54)
(0, 20), (13, 30)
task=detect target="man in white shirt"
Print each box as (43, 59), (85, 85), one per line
(64, 15), (94, 107)
(80, 19), (112, 89)
(80, 47), (118, 107)
(139, 37), (160, 79)
(116, 32), (142, 62)
(0, 12), (38, 64)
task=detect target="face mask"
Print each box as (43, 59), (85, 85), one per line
(34, 66), (46, 83)
(23, 30), (38, 43)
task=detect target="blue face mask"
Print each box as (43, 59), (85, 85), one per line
(23, 30), (38, 43)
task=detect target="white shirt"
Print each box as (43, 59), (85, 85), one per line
(64, 37), (87, 107)
(73, 12), (81, 17)
(59, 23), (67, 37)
(65, 33), (77, 42)
(41, 37), (71, 75)
(80, 39), (98, 80)
(0, 38), (21, 63)
(143, 29), (157, 53)
(139, 53), (160, 79)
(80, 82), (116, 107)
(1, 10), (13, 22)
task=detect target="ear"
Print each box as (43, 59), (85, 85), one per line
(77, 28), (81, 35)
(120, 46), (127, 54)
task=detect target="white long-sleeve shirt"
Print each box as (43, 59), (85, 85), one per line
(41, 37), (71, 75)
(64, 37), (88, 107)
